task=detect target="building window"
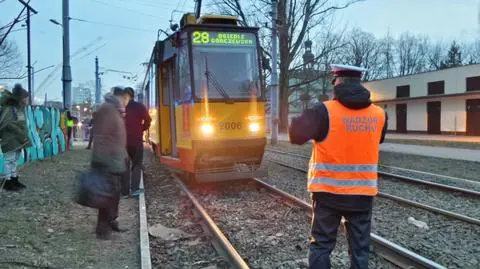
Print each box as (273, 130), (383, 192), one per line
(396, 85), (410, 98)
(428, 80), (445, 95)
(466, 76), (480, 92)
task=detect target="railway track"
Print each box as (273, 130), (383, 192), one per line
(172, 175), (447, 269)
(264, 149), (480, 226)
(266, 148), (480, 195)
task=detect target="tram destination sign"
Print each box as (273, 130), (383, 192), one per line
(192, 31), (256, 46)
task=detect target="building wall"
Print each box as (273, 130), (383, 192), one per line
(379, 97), (470, 133)
(441, 98), (466, 133)
(382, 103), (396, 131)
(363, 64), (480, 101)
(407, 101), (427, 132)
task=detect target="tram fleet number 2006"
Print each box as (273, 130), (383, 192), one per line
(219, 122), (242, 130)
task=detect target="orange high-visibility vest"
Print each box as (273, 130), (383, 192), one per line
(307, 100), (385, 196)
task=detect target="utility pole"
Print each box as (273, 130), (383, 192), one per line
(62, 0), (72, 110)
(95, 56), (100, 104)
(270, 0), (279, 145)
(17, 0), (37, 104)
(195, 0), (202, 18)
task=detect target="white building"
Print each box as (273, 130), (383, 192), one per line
(363, 64), (480, 136)
(72, 86), (92, 105)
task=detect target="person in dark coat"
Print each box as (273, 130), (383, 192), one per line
(123, 87), (151, 196)
(86, 112), (96, 150)
(0, 84), (30, 191)
(289, 64), (388, 269)
(91, 87), (130, 240)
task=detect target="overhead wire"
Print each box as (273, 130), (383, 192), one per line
(89, 0), (160, 18)
(69, 17), (154, 33)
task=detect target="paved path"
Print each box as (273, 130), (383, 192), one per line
(386, 133), (480, 143)
(380, 143), (480, 162)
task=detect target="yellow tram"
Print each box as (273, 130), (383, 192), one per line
(142, 13), (267, 181)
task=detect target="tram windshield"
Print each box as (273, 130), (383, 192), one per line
(192, 31), (261, 100)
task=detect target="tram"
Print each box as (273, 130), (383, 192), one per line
(141, 13), (267, 182)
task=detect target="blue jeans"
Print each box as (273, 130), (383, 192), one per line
(309, 197), (372, 269)
(2, 151), (20, 179)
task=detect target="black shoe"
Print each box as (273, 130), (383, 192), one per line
(2, 180), (21, 191)
(11, 177), (26, 189)
(111, 220), (128, 233)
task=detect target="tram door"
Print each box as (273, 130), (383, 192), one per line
(396, 103), (407, 133)
(466, 99), (480, 136)
(159, 59), (177, 156)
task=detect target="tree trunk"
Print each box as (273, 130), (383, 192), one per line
(277, 0), (290, 133)
(278, 69), (290, 132)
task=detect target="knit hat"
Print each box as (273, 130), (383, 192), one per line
(12, 84), (29, 99)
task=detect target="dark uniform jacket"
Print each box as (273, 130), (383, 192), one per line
(289, 82), (388, 211)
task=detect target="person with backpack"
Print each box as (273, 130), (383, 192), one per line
(0, 84), (31, 191)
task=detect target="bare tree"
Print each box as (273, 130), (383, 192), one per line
(426, 40), (446, 70)
(0, 29), (22, 78)
(276, 0), (364, 132)
(338, 28), (382, 81)
(464, 39), (480, 64)
(396, 32), (430, 76)
(376, 31), (395, 79)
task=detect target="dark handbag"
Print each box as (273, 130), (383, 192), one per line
(75, 169), (114, 209)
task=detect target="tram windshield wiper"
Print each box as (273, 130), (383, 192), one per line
(204, 57), (233, 103)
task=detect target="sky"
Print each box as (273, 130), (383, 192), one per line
(1, 0), (479, 104)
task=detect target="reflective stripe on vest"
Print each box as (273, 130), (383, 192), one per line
(307, 100), (385, 196)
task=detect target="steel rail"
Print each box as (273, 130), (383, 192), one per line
(265, 149), (480, 197)
(267, 159), (480, 226)
(379, 164), (480, 187)
(173, 176), (250, 269)
(251, 178), (447, 269)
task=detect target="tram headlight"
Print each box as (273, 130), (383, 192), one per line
(200, 123), (214, 135)
(248, 122), (260, 133)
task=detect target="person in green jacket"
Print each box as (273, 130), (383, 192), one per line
(0, 84), (30, 191)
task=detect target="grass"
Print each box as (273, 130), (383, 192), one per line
(0, 146), (139, 269)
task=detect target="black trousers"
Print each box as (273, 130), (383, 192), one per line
(309, 197), (372, 269)
(96, 174), (121, 235)
(67, 127), (72, 145)
(120, 158), (131, 196)
(127, 144), (143, 193)
(87, 131), (93, 148)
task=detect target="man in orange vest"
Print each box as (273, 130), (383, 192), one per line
(289, 64), (388, 269)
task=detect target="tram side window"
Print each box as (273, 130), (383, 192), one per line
(149, 67), (157, 108)
(177, 44), (192, 102)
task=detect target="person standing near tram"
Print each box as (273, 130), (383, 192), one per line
(289, 64), (388, 269)
(123, 87), (150, 197)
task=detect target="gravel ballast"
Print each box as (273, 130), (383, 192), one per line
(260, 157), (480, 269)
(144, 152), (229, 269)
(268, 142), (480, 181)
(265, 151), (480, 220)
(191, 182), (397, 269)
